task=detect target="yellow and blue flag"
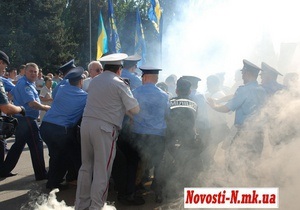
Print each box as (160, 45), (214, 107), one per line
(148, 0), (162, 33)
(135, 9), (147, 66)
(96, 11), (108, 60)
(108, 0), (122, 53)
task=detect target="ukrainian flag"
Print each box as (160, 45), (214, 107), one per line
(135, 9), (147, 65)
(96, 11), (108, 60)
(108, 0), (122, 53)
(148, 0), (162, 33)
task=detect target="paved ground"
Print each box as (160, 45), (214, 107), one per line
(0, 137), (178, 210)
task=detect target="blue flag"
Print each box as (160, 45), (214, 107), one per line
(108, 0), (122, 53)
(148, 0), (162, 33)
(135, 9), (147, 66)
(96, 11), (108, 60)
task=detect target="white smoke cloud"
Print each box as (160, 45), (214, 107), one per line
(161, 0), (300, 91)
(25, 189), (117, 210)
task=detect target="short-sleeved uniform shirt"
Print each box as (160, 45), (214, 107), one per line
(132, 83), (169, 136)
(226, 81), (266, 126)
(83, 71), (138, 129)
(121, 69), (142, 91)
(43, 83), (87, 127)
(11, 76), (40, 118)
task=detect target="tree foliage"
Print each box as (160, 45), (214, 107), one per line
(0, 0), (179, 72)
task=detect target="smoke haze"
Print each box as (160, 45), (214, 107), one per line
(161, 0), (300, 91)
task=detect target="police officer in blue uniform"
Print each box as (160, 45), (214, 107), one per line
(1, 63), (50, 180)
(260, 62), (285, 96)
(121, 54), (142, 90)
(52, 59), (76, 99)
(131, 66), (169, 203)
(207, 59), (267, 154)
(40, 66), (87, 190)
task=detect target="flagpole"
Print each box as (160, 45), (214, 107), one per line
(89, 0), (92, 61)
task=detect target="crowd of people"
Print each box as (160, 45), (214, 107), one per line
(0, 49), (299, 210)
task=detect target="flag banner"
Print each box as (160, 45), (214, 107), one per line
(108, 0), (122, 53)
(96, 11), (108, 60)
(135, 9), (147, 66)
(148, 0), (162, 33)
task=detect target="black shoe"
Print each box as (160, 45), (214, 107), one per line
(118, 194), (145, 206)
(155, 194), (163, 203)
(0, 172), (17, 178)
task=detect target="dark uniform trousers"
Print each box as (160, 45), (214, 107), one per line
(0, 116), (47, 180)
(0, 137), (5, 165)
(131, 133), (165, 195)
(40, 121), (79, 188)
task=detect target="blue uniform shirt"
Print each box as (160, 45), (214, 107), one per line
(121, 69), (142, 90)
(262, 81), (285, 96)
(11, 76), (40, 118)
(0, 76), (15, 92)
(226, 81), (266, 127)
(52, 78), (69, 99)
(132, 83), (169, 136)
(43, 83), (87, 127)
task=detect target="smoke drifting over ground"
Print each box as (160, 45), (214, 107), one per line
(196, 84), (300, 209)
(157, 1), (300, 209)
(21, 189), (116, 210)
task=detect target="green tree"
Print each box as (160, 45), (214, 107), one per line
(0, 0), (77, 73)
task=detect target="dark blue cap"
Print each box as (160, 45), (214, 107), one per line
(58, 59), (76, 75)
(180, 76), (201, 87)
(0, 50), (10, 65)
(65, 66), (85, 82)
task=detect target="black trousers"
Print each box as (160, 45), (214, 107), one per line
(40, 121), (79, 187)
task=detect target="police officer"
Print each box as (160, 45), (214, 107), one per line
(121, 54), (142, 90)
(0, 51), (26, 178)
(1, 63), (50, 180)
(164, 78), (198, 198)
(52, 59), (76, 99)
(260, 62), (285, 96)
(75, 53), (140, 210)
(40, 66), (87, 190)
(181, 75), (210, 150)
(130, 66), (169, 203)
(207, 60), (267, 169)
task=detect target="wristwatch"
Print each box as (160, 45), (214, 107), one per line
(19, 106), (26, 116)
